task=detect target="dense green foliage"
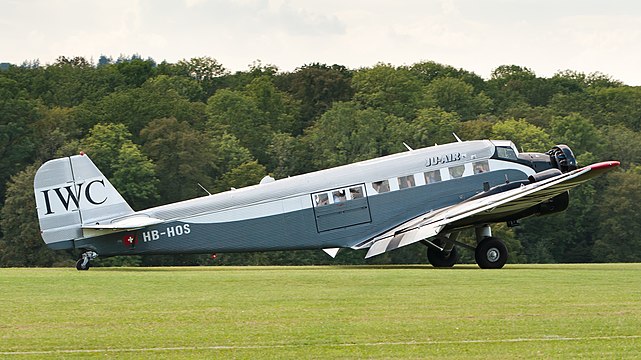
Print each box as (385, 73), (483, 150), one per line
(1, 265), (640, 358)
(0, 56), (639, 266)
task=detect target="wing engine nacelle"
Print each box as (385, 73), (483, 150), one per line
(534, 191), (570, 216)
(528, 168), (562, 183)
(468, 168), (562, 203)
(466, 166), (570, 224)
(525, 167), (569, 216)
(505, 166), (570, 220)
(493, 190), (570, 224)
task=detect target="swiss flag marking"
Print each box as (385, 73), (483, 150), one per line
(123, 233), (137, 248)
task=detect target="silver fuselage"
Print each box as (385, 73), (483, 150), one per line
(66, 140), (539, 256)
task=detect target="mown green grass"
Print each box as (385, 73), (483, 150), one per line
(1, 264), (640, 359)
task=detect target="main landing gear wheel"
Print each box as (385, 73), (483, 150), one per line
(427, 245), (460, 268)
(475, 237), (508, 269)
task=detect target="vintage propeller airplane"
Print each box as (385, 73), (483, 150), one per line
(34, 139), (618, 270)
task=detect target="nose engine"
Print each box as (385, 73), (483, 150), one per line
(505, 144), (577, 221)
(523, 145), (577, 218)
(547, 145), (577, 173)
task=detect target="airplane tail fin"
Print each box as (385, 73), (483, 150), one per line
(34, 154), (134, 249)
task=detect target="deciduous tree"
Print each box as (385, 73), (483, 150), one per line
(302, 102), (404, 169)
(352, 63), (424, 119)
(81, 123), (159, 209)
(424, 77), (492, 120)
(592, 169), (641, 262)
(0, 164), (72, 267)
(277, 63), (354, 132)
(0, 77), (39, 204)
(491, 118), (553, 152)
(141, 118), (214, 203)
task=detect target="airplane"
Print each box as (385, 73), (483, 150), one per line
(33, 139), (619, 270)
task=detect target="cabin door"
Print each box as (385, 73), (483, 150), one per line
(311, 184), (372, 232)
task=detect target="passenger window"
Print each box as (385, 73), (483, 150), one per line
(473, 160), (490, 174)
(372, 180), (390, 194)
(349, 186), (364, 199)
(424, 170), (442, 184)
(314, 193), (329, 206)
(449, 165), (465, 179)
(398, 175), (416, 189)
(332, 189), (347, 203)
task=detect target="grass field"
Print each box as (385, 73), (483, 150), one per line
(1, 264), (640, 359)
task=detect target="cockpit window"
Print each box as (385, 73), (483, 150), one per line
(496, 146), (518, 160)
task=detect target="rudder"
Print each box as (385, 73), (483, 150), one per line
(34, 154), (134, 249)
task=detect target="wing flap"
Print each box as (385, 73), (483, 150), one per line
(365, 222), (445, 258)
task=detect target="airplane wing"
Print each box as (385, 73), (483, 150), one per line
(360, 161), (619, 259)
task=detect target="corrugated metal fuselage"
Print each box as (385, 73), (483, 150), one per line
(72, 140), (534, 256)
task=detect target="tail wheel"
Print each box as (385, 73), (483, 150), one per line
(475, 237), (508, 269)
(427, 245), (460, 268)
(75, 251), (97, 271)
(76, 258), (90, 271)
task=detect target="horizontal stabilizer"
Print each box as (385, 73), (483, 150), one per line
(82, 216), (164, 230)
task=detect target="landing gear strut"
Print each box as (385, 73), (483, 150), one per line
(422, 226), (509, 269)
(474, 226), (508, 269)
(76, 251), (98, 271)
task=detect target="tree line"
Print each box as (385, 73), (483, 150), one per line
(1, 55), (640, 267)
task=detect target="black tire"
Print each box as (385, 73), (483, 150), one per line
(76, 258), (90, 271)
(427, 245), (459, 267)
(475, 237), (508, 269)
